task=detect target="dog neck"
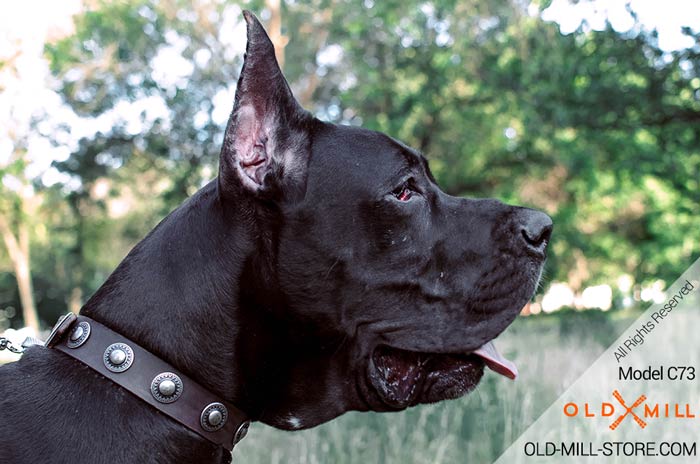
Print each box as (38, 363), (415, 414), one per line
(79, 179), (355, 430)
(80, 181), (254, 411)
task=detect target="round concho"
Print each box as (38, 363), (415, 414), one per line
(200, 402), (228, 432)
(234, 420), (250, 444)
(103, 342), (134, 373)
(150, 372), (184, 404)
(66, 321), (91, 349)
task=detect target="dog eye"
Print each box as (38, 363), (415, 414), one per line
(392, 183), (414, 202)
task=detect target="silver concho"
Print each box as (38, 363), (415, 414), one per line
(45, 313), (77, 348)
(234, 420), (250, 444)
(150, 372), (184, 403)
(200, 402), (228, 432)
(66, 321), (91, 349)
(103, 342), (134, 373)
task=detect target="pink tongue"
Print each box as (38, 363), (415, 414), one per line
(472, 341), (518, 380)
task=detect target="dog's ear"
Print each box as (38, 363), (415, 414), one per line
(219, 10), (311, 198)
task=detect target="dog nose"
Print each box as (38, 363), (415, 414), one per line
(519, 210), (552, 251)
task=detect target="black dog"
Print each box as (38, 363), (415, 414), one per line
(0, 11), (551, 464)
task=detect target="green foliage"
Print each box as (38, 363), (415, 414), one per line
(1, 0), (699, 327)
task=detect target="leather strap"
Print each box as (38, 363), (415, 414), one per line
(48, 314), (249, 451)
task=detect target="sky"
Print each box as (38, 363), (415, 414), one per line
(0, 0), (82, 187)
(542, 0), (700, 51)
(0, 0), (699, 189)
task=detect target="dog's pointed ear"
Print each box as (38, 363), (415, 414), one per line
(219, 10), (311, 198)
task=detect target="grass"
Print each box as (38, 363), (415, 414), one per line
(233, 310), (639, 463)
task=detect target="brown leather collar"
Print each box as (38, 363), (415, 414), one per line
(44, 313), (250, 451)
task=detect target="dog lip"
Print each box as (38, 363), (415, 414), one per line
(367, 344), (487, 409)
(368, 345), (426, 409)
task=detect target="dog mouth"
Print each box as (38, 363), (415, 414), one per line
(367, 341), (517, 409)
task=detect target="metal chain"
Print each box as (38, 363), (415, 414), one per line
(0, 337), (25, 354)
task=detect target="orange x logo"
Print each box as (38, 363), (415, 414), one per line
(609, 390), (647, 430)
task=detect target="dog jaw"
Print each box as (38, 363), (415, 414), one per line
(366, 341), (519, 409)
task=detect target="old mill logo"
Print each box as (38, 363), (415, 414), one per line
(564, 390), (697, 430)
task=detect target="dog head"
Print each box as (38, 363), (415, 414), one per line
(220, 12), (551, 429)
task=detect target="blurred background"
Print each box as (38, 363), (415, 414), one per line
(0, 0), (698, 462)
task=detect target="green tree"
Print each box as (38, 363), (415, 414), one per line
(9, 0), (696, 329)
(0, 157), (40, 333)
